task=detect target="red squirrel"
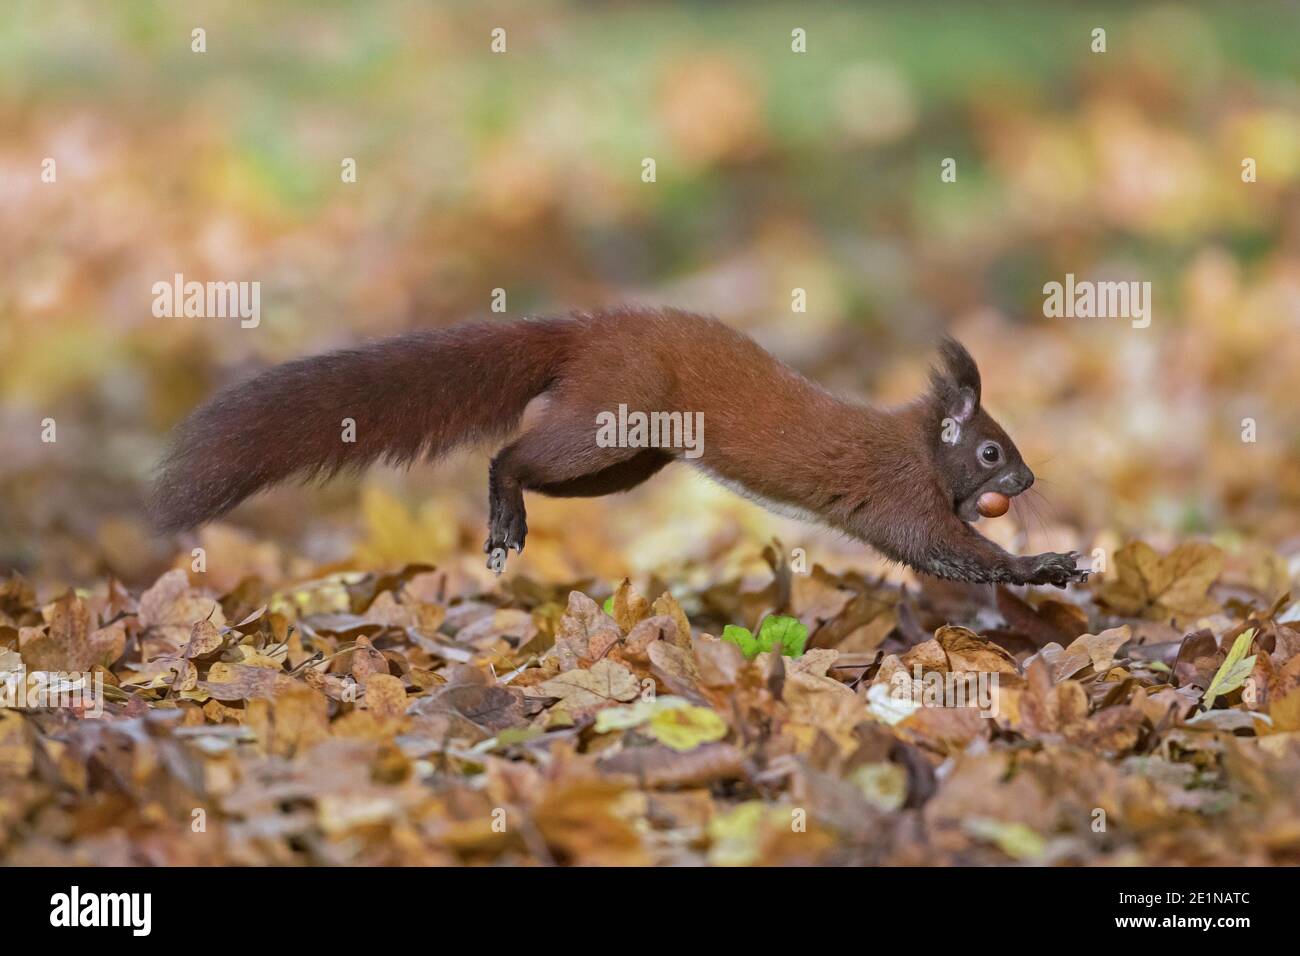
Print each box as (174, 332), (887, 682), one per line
(151, 308), (1086, 587)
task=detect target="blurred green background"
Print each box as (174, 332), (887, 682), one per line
(3, 0), (1300, 591)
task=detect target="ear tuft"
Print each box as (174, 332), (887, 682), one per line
(928, 336), (982, 425)
(936, 336), (981, 402)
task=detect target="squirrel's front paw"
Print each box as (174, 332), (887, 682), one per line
(1023, 551), (1089, 588)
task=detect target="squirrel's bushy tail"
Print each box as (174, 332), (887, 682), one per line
(150, 318), (571, 532)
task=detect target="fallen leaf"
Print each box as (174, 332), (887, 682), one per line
(527, 660), (640, 716)
(1097, 541), (1223, 624)
(554, 591), (622, 669)
(1202, 628), (1257, 710)
(645, 702), (728, 751)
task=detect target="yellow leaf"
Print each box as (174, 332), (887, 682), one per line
(851, 762), (907, 811)
(1202, 628), (1256, 710)
(964, 817), (1046, 861)
(707, 802), (768, 867)
(593, 695), (689, 734)
(645, 703), (727, 751)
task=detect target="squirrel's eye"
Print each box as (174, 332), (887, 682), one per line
(979, 442), (1001, 465)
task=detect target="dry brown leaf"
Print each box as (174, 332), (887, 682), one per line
(527, 660), (640, 716)
(139, 569), (227, 648)
(200, 662), (290, 700)
(1097, 542), (1223, 624)
(532, 780), (647, 866)
(1017, 658), (1090, 737)
(183, 619), (225, 659)
(613, 614), (676, 666)
(349, 634), (389, 686)
(411, 682), (526, 734)
(610, 578), (650, 633)
(363, 673), (409, 720)
(647, 639), (703, 700)
(651, 591), (693, 649)
(553, 591), (622, 670)
(694, 633), (745, 687)
(1033, 625), (1132, 683)
(935, 625), (1019, 675)
(598, 742), (745, 788)
(22, 592), (125, 672)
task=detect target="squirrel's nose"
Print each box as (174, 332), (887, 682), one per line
(999, 466), (1034, 496)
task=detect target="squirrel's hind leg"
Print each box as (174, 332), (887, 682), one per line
(485, 454), (528, 572)
(484, 409), (656, 571)
(533, 448), (672, 497)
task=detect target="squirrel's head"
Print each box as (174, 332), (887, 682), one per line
(925, 337), (1034, 522)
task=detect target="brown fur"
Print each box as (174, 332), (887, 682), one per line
(150, 318), (569, 532)
(151, 307), (1085, 586)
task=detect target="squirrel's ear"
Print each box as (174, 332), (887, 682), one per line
(938, 337), (981, 401)
(937, 384), (978, 425)
(929, 337), (981, 424)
